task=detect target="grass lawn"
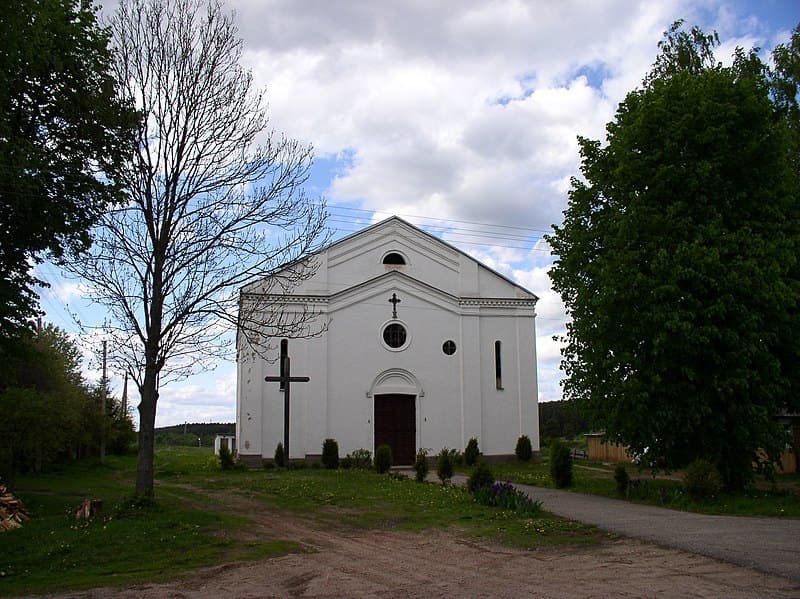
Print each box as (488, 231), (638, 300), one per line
(0, 447), (606, 596)
(478, 459), (800, 518)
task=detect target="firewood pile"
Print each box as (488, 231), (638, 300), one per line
(0, 483), (31, 532)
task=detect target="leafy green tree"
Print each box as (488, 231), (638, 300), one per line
(538, 400), (589, 440)
(0, 0), (137, 343)
(0, 325), (85, 482)
(547, 22), (799, 491)
(0, 324), (134, 483)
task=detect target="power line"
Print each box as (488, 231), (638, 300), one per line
(322, 203), (554, 235)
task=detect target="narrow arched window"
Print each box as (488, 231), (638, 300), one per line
(382, 252), (406, 265)
(494, 340), (503, 390)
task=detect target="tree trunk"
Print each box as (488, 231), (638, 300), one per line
(135, 366), (159, 497)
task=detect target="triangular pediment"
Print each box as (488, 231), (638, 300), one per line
(245, 216), (538, 302)
(329, 270), (460, 315)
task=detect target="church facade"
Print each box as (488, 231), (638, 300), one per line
(236, 217), (539, 465)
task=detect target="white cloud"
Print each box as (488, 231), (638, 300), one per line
(155, 366), (238, 427)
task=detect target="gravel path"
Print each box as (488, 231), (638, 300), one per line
(483, 478), (800, 582)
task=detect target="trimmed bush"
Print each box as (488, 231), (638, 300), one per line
(467, 463), (494, 493)
(683, 459), (722, 502)
(375, 444), (393, 474)
(549, 440), (573, 488)
(437, 447), (454, 484)
(515, 435), (533, 462)
(322, 438), (339, 470)
(218, 445), (235, 470)
(613, 464), (629, 496)
(464, 437), (480, 466)
(413, 448), (429, 482)
(274, 442), (285, 467)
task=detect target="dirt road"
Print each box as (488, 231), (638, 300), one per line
(45, 489), (800, 599)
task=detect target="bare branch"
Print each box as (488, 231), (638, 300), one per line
(63, 0), (328, 496)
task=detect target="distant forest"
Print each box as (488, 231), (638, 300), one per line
(538, 400), (589, 441)
(155, 422), (235, 447)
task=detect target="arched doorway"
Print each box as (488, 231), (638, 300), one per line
(368, 369), (423, 466)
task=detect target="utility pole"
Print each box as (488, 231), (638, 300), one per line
(100, 340), (107, 463)
(121, 372), (128, 417)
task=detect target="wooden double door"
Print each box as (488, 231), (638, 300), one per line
(374, 394), (416, 465)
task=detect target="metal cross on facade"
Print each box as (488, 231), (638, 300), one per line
(264, 345), (310, 467)
(388, 292), (401, 318)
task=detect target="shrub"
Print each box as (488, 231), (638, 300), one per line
(683, 459), (722, 502)
(515, 435), (533, 462)
(473, 481), (542, 516)
(437, 447), (454, 484)
(218, 445), (235, 470)
(344, 448), (372, 470)
(274, 442), (285, 467)
(549, 440), (573, 488)
(464, 437), (480, 466)
(467, 463), (494, 493)
(613, 464), (629, 496)
(413, 448), (429, 482)
(288, 460), (308, 470)
(263, 460), (275, 470)
(322, 438), (339, 470)
(375, 444), (393, 474)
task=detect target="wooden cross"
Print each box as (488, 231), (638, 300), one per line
(264, 349), (310, 467)
(388, 292), (401, 318)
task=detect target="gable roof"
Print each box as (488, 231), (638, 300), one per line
(319, 215), (539, 300)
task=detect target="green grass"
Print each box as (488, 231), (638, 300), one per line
(0, 448), (606, 595)
(195, 469), (606, 548)
(478, 460), (800, 518)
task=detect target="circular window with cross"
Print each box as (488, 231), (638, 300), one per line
(381, 321), (410, 351)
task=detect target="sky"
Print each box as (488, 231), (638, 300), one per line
(35, 0), (798, 428)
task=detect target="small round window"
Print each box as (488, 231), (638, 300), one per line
(442, 340), (456, 355)
(383, 323), (407, 348)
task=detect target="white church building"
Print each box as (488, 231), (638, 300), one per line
(236, 216), (539, 465)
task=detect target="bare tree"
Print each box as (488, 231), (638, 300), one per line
(66, 0), (328, 497)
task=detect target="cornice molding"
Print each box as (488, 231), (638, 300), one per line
(245, 293), (537, 309)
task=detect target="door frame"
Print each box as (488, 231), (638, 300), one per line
(367, 368), (424, 460)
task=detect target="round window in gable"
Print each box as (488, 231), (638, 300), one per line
(382, 322), (408, 349)
(442, 340), (456, 355)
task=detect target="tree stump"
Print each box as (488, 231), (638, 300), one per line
(75, 499), (103, 520)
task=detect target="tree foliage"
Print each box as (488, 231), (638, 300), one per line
(547, 22), (800, 491)
(538, 400), (589, 441)
(65, 0), (327, 497)
(0, 325), (134, 485)
(0, 0), (137, 343)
